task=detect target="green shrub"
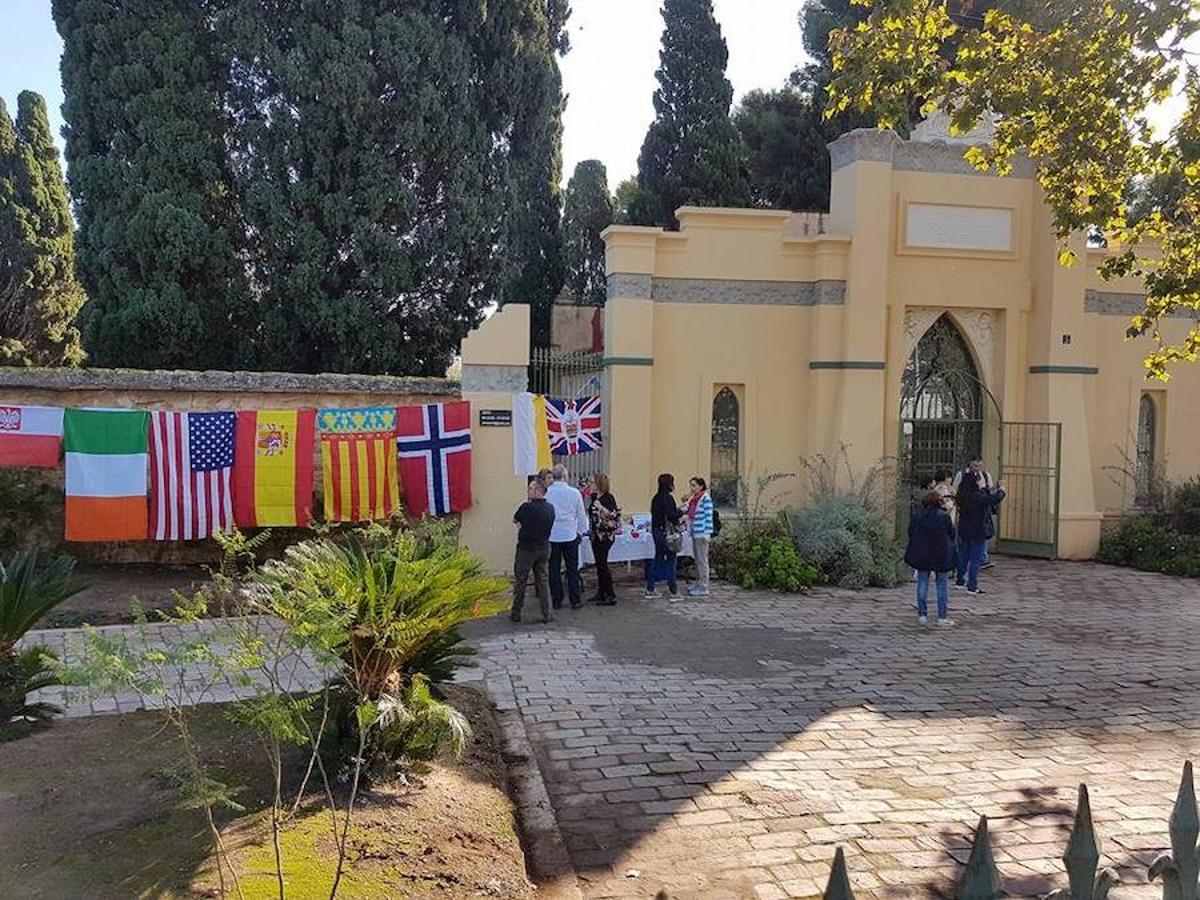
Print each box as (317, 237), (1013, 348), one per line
(0, 470), (60, 554)
(786, 495), (901, 590)
(1098, 516), (1200, 577)
(712, 516), (818, 592)
(1169, 477), (1200, 536)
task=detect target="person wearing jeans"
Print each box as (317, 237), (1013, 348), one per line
(511, 480), (556, 624)
(685, 476), (714, 597)
(645, 473), (683, 600)
(546, 465), (588, 609)
(904, 489), (957, 626)
(955, 471), (1005, 594)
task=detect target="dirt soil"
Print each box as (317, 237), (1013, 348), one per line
(0, 685), (534, 899)
(38, 564), (209, 628)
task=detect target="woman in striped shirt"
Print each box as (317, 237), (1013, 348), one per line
(685, 477), (715, 597)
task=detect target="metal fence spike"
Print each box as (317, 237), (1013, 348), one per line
(822, 846), (856, 900)
(1150, 761), (1199, 900)
(1047, 784), (1120, 900)
(959, 815), (1003, 900)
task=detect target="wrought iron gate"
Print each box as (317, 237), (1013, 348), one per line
(996, 421), (1062, 558)
(528, 347), (607, 485)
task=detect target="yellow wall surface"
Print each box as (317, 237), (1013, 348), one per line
(603, 128), (1200, 560)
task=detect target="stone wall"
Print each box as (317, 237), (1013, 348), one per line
(0, 367), (459, 565)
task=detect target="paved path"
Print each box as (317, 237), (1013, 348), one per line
(464, 559), (1200, 899)
(21, 616), (325, 717)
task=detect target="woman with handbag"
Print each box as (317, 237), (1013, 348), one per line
(587, 473), (621, 606)
(645, 473), (683, 601)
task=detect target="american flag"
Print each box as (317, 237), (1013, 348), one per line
(149, 411), (236, 541)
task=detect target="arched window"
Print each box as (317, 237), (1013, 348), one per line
(1136, 394), (1157, 503)
(711, 387), (740, 508)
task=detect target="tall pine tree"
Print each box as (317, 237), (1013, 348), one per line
(53, 0), (252, 370)
(634, 0), (749, 229)
(562, 160), (613, 306)
(0, 92), (85, 366)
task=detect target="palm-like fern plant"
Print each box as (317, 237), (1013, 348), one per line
(1, 551), (84, 732)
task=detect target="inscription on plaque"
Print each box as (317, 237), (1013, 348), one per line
(905, 203), (1013, 253)
(479, 409), (513, 427)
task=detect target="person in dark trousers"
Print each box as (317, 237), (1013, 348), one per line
(511, 479), (556, 624)
(955, 470), (1006, 594)
(905, 490), (958, 627)
(546, 464), (588, 609)
(587, 473), (620, 605)
(644, 473), (683, 601)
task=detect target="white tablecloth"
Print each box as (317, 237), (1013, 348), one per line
(578, 514), (693, 567)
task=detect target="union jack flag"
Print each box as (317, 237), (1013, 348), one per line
(546, 395), (603, 455)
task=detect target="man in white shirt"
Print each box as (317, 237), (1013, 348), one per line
(545, 464), (588, 609)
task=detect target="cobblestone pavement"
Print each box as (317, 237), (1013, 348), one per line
(20, 616), (325, 717)
(463, 559), (1200, 899)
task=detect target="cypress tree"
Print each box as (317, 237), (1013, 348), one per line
(562, 160), (613, 306)
(52, 0), (252, 370)
(634, 0), (749, 229)
(0, 92), (85, 366)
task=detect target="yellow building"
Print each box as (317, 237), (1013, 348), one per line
(600, 125), (1200, 560)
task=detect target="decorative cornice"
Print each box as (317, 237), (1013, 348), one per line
(1029, 365), (1100, 375)
(828, 129), (901, 170)
(652, 277), (846, 306)
(602, 357), (654, 368)
(809, 361), (886, 370)
(606, 273), (653, 301)
(0, 367), (459, 396)
(1083, 289), (1199, 320)
(827, 127), (1035, 178)
(460, 364), (528, 393)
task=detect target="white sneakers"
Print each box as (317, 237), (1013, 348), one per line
(937, 618), (956, 627)
(917, 616), (928, 625)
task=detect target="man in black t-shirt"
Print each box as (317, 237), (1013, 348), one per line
(512, 480), (556, 624)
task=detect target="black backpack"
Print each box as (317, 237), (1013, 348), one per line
(711, 508), (722, 537)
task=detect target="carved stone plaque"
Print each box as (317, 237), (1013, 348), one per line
(905, 203), (1013, 252)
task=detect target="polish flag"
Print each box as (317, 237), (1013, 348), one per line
(0, 406), (64, 468)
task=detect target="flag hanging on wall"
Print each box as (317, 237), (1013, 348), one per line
(63, 409), (150, 542)
(0, 405), (63, 468)
(546, 395), (603, 455)
(397, 402), (472, 517)
(233, 409), (316, 528)
(318, 407), (398, 522)
(512, 392), (552, 476)
(149, 411), (235, 541)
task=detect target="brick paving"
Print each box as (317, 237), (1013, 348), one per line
(20, 616), (325, 717)
(463, 559), (1200, 899)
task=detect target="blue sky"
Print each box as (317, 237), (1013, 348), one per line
(1, 0), (1191, 190)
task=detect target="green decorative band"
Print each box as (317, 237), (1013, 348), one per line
(809, 360), (886, 370)
(1029, 365), (1099, 375)
(602, 357), (654, 367)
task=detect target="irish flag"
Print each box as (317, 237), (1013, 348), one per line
(0, 406), (64, 468)
(232, 409), (316, 528)
(64, 409), (150, 542)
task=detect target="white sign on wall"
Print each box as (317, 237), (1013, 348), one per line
(905, 203), (1014, 253)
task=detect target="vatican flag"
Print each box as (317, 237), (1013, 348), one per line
(512, 392), (552, 476)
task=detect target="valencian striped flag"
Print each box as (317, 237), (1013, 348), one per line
(149, 412), (236, 541)
(63, 409), (150, 542)
(232, 409), (316, 528)
(0, 405), (63, 468)
(318, 407), (399, 522)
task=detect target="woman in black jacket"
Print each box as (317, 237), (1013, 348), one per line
(645, 473), (683, 601)
(587, 473), (620, 605)
(955, 472), (1006, 593)
(905, 491), (957, 626)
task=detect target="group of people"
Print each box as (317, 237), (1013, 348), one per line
(510, 466), (715, 624)
(904, 455), (1006, 627)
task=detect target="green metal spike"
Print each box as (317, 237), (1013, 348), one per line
(959, 815), (1003, 900)
(1047, 784), (1119, 900)
(1150, 762), (1199, 900)
(822, 846), (856, 900)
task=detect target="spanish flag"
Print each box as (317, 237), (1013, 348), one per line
(64, 409), (150, 542)
(233, 409), (316, 528)
(512, 392), (552, 476)
(318, 407), (399, 522)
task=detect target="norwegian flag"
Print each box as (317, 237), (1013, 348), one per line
(546, 395), (603, 455)
(396, 402), (473, 517)
(149, 411), (235, 541)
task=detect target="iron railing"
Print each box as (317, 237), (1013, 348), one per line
(820, 761), (1197, 899)
(528, 346), (608, 487)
